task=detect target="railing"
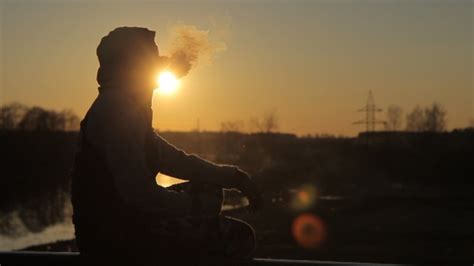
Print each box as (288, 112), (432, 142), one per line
(0, 251), (409, 266)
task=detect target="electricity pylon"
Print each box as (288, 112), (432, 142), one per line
(353, 90), (385, 132)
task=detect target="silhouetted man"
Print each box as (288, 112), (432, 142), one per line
(71, 27), (262, 265)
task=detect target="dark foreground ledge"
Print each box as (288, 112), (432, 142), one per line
(0, 251), (408, 266)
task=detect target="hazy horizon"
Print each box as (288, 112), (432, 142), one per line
(1, 0), (472, 136)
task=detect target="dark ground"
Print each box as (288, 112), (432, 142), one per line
(2, 130), (474, 264)
(20, 194), (474, 264)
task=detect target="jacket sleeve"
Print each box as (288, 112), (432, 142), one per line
(153, 133), (242, 189)
(85, 96), (193, 215)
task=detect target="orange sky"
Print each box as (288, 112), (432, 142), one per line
(1, 0), (472, 136)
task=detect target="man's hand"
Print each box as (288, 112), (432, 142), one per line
(235, 169), (263, 212)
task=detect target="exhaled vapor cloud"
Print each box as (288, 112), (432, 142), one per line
(160, 24), (227, 77)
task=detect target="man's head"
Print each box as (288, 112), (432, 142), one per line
(97, 27), (162, 92)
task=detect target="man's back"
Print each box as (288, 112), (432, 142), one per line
(71, 91), (149, 252)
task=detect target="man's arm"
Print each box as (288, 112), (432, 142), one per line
(152, 133), (242, 189)
(85, 96), (193, 215)
(152, 133), (264, 211)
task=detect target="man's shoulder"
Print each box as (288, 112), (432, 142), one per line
(87, 91), (139, 128)
(96, 90), (134, 111)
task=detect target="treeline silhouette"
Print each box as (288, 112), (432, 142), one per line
(0, 103), (79, 131)
(385, 102), (448, 132)
(220, 109), (279, 133)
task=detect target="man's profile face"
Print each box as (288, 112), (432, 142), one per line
(129, 54), (162, 93)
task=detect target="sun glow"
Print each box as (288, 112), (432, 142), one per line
(157, 71), (180, 94)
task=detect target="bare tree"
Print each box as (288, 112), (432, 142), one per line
(423, 102), (446, 132)
(406, 105), (425, 132)
(406, 103), (447, 132)
(220, 120), (244, 132)
(249, 110), (279, 133)
(262, 111), (279, 133)
(385, 105), (403, 131)
(0, 102), (27, 130)
(60, 109), (80, 131)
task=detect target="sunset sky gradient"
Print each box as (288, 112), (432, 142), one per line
(1, 0), (472, 136)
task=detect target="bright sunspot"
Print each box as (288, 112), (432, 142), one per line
(157, 71), (180, 94)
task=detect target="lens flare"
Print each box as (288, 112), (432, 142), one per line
(290, 184), (317, 211)
(292, 214), (327, 249)
(157, 71), (180, 94)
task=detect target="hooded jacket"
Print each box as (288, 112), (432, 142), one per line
(71, 27), (242, 251)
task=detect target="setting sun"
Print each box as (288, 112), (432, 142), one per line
(157, 71), (180, 94)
